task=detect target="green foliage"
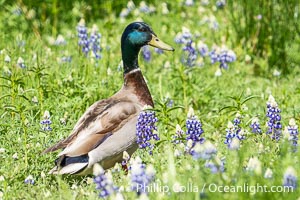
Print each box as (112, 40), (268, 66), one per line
(226, 0), (300, 74)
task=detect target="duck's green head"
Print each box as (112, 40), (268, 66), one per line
(121, 22), (174, 73)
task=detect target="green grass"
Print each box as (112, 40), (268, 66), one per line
(0, 1), (300, 199)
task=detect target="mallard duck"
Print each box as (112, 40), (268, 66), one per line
(43, 22), (174, 175)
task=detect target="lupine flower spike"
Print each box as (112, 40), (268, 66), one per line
(142, 46), (151, 62)
(283, 166), (297, 189)
(266, 95), (282, 141)
(40, 110), (52, 131)
(250, 117), (262, 134)
(24, 175), (34, 185)
(185, 107), (205, 155)
(90, 24), (102, 60)
(192, 140), (217, 160)
(172, 124), (184, 144)
(77, 19), (89, 56)
(93, 164), (118, 198)
(130, 156), (155, 195)
(186, 107), (205, 146)
(17, 57), (26, 68)
(209, 48), (236, 69)
(287, 118), (298, 147)
(121, 151), (130, 172)
(224, 113), (245, 149)
(136, 106), (159, 154)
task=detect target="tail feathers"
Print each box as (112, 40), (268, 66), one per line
(49, 154), (89, 175)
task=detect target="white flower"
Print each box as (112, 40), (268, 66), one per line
(187, 107), (195, 118)
(267, 95), (278, 107)
(174, 149), (182, 157)
(0, 148), (5, 153)
(41, 171), (46, 178)
(122, 151), (130, 160)
(245, 54), (251, 63)
(78, 18), (85, 26)
(0, 175), (4, 181)
(161, 2), (169, 14)
(12, 153), (18, 159)
(273, 69), (281, 76)
(127, 0), (135, 10)
(214, 68), (222, 77)
(115, 193), (125, 200)
(146, 164), (155, 177)
(246, 157), (262, 175)
(17, 57), (24, 65)
(227, 121), (234, 129)
(32, 96), (38, 104)
(229, 138), (240, 150)
(93, 163), (104, 176)
(71, 184), (78, 190)
(186, 139), (194, 149)
(24, 175), (34, 184)
(43, 110), (50, 119)
(54, 35), (66, 45)
(4, 55), (11, 63)
(107, 67), (112, 76)
(289, 118), (297, 127)
(264, 168), (273, 179)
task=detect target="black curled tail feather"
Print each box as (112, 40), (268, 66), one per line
(51, 154), (89, 175)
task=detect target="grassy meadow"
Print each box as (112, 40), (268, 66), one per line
(0, 0), (300, 199)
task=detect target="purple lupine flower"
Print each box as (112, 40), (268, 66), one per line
(209, 50), (219, 64)
(287, 118), (298, 146)
(205, 157), (225, 173)
(60, 56), (72, 63)
(250, 117), (262, 134)
(172, 124), (185, 144)
(209, 49), (236, 69)
(283, 167), (297, 190)
(24, 175), (34, 185)
(186, 108), (205, 146)
(185, 0), (194, 6)
(54, 35), (66, 46)
(17, 57), (26, 68)
(90, 24), (102, 59)
(139, 1), (150, 13)
(40, 110), (52, 131)
(218, 50), (236, 69)
(154, 48), (164, 54)
(266, 95), (282, 141)
(192, 141), (217, 160)
(164, 97), (174, 108)
(121, 151), (130, 167)
(174, 27), (192, 44)
(216, 0), (226, 9)
(136, 109), (159, 154)
(182, 40), (197, 67)
(93, 164), (118, 198)
(142, 46), (151, 62)
(224, 113), (245, 148)
(76, 19), (89, 56)
(130, 157), (155, 195)
(197, 41), (209, 57)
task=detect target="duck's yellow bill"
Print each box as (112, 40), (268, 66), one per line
(148, 34), (174, 51)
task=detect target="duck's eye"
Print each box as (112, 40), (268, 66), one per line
(138, 27), (146, 32)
